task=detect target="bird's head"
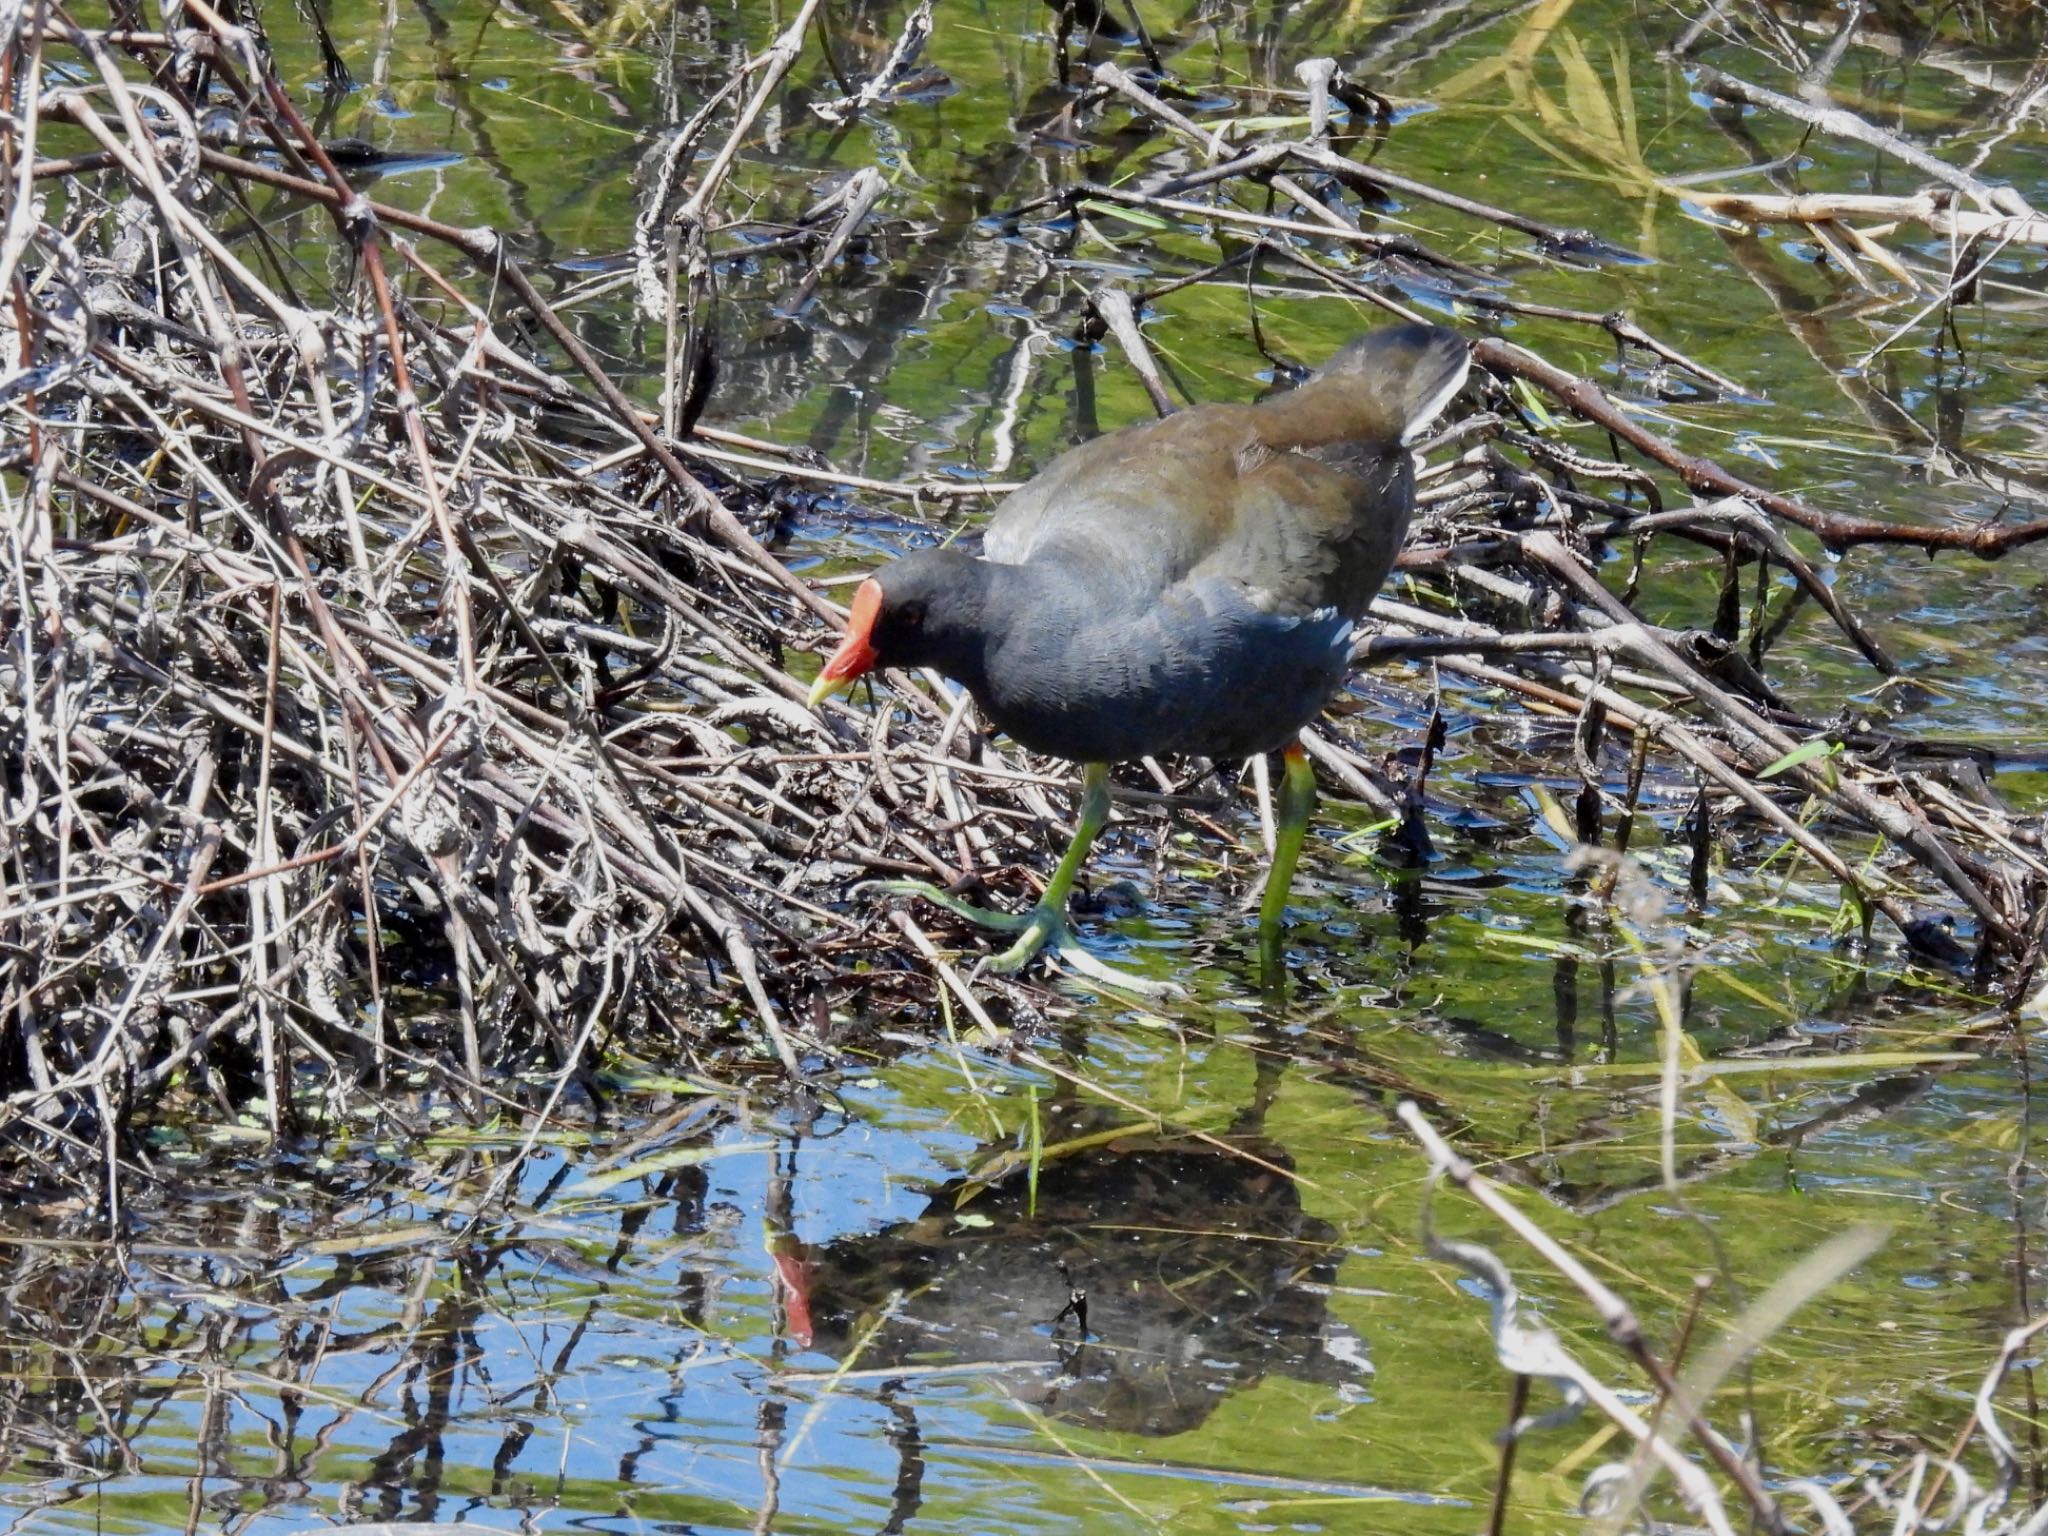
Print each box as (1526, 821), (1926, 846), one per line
(807, 547), (987, 707)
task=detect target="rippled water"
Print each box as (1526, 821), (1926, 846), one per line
(9, 0), (2048, 1531)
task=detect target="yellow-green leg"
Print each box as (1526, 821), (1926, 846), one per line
(986, 759), (1111, 972)
(1259, 741), (1317, 974)
(863, 763), (1178, 994)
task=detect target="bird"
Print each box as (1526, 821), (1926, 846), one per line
(808, 323), (1470, 986)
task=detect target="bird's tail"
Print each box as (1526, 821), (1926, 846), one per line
(1262, 324), (1470, 450)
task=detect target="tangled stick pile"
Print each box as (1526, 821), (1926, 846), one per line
(4, 2), (2046, 1197)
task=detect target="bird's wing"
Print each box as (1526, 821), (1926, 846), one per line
(1187, 439), (1413, 620)
(981, 326), (1464, 617)
(1191, 325), (1467, 616)
(981, 407), (1259, 591)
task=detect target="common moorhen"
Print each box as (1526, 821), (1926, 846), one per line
(810, 324), (1470, 983)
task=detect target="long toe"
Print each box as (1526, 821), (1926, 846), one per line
(860, 879), (1036, 933)
(1055, 942), (1186, 998)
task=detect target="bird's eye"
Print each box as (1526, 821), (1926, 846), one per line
(898, 600), (928, 629)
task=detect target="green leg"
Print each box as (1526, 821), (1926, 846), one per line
(1259, 741), (1317, 974)
(985, 760), (1111, 973)
(863, 763), (1179, 994)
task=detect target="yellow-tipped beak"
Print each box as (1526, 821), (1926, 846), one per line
(807, 672), (853, 710)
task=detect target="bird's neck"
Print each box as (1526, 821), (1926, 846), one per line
(927, 558), (1125, 698)
(906, 557), (1009, 695)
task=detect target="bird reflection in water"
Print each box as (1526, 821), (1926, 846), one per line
(787, 1103), (1369, 1438)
